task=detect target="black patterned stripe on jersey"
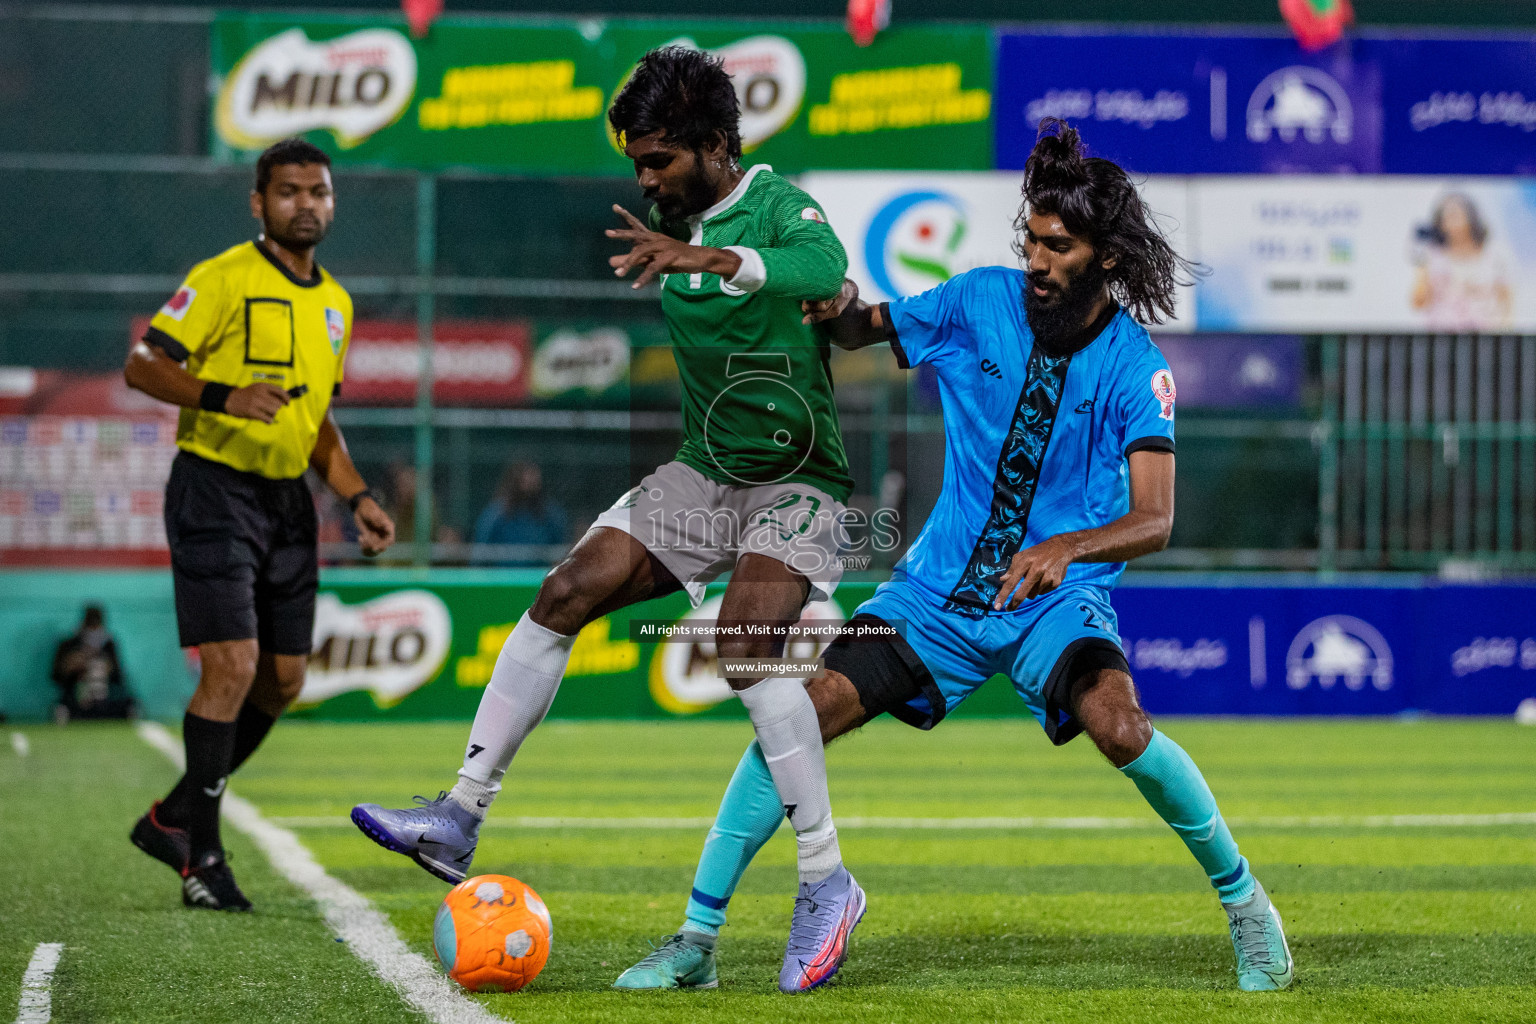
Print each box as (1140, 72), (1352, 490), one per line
(943, 347), (1072, 617)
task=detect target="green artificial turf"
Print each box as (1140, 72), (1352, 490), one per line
(2, 717), (1533, 1023)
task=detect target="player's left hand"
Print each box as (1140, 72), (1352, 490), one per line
(354, 497), (396, 558)
(994, 535), (1078, 610)
(606, 205), (722, 290)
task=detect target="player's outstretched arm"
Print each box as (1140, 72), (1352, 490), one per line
(993, 450), (1174, 610)
(310, 412), (395, 557)
(124, 341), (292, 424)
(801, 279), (887, 351)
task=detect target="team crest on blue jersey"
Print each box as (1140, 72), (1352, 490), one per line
(325, 308), (346, 352)
(1150, 368), (1176, 420)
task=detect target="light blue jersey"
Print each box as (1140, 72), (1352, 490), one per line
(884, 266), (1176, 617)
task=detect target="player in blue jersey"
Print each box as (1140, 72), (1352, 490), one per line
(613, 121), (1293, 993)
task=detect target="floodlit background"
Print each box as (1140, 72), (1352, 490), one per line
(0, 2), (1533, 1022)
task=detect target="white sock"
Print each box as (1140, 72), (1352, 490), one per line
(449, 612), (576, 818)
(736, 676), (842, 883)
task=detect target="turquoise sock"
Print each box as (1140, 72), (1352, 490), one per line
(681, 741), (785, 937)
(1120, 729), (1255, 905)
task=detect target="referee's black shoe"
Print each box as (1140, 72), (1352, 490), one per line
(182, 851), (253, 912)
(130, 801), (190, 875)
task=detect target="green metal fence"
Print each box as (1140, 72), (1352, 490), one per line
(1317, 335), (1536, 572)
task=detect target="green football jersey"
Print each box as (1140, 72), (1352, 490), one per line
(650, 165), (854, 503)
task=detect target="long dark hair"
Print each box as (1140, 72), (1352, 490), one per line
(1016, 119), (1199, 325)
(1426, 193), (1489, 249)
(608, 46), (742, 159)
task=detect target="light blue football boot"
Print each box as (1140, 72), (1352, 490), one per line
(351, 792), (481, 884)
(779, 866), (867, 993)
(613, 932), (719, 990)
(1226, 879), (1294, 991)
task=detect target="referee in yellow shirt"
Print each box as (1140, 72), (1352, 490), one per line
(124, 138), (396, 911)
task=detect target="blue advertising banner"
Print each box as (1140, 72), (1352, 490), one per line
(1374, 37), (1536, 175)
(1115, 582), (1536, 717)
(995, 31), (1536, 176)
(995, 32), (1382, 174)
(1154, 335), (1303, 408)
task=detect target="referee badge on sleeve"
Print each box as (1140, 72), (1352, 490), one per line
(161, 286), (196, 321)
(1150, 368), (1176, 420)
(325, 308), (346, 353)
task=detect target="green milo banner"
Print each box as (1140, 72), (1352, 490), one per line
(0, 569), (1024, 723)
(295, 573), (864, 721)
(292, 572), (1025, 722)
(210, 14), (993, 173)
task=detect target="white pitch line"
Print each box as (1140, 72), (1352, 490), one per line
(265, 811), (1536, 831)
(14, 942), (63, 1024)
(9, 732), (29, 758)
(135, 722), (505, 1024)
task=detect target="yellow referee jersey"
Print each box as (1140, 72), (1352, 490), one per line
(145, 240), (351, 480)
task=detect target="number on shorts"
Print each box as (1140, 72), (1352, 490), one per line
(754, 492), (820, 536)
(1080, 603), (1104, 630)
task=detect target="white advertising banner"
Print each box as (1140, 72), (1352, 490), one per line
(1193, 177), (1536, 332)
(800, 171), (1536, 333)
(798, 171), (1195, 330)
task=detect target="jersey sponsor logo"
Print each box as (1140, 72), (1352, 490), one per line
(801, 207), (826, 223)
(979, 358), (1002, 379)
(1075, 398), (1096, 413)
(325, 307), (346, 351)
(161, 286), (197, 322)
(1150, 368), (1177, 420)
(215, 27), (417, 150)
(1284, 614), (1393, 691)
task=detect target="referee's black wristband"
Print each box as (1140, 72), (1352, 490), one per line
(348, 488), (377, 513)
(199, 382), (234, 413)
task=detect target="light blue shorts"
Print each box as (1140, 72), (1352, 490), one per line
(855, 578), (1125, 743)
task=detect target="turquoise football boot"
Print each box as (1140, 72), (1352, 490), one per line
(1226, 879), (1294, 991)
(613, 932), (719, 990)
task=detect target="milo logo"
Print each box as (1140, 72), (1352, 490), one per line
(216, 27), (417, 150)
(302, 589), (451, 707)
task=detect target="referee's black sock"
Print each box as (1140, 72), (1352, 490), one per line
(160, 712), (237, 863)
(229, 701), (278, 774)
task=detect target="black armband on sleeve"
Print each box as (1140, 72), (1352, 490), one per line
(879, 302), (911, 369)
(1124, 436), (1176, 457)
(141, 326), (191, 363)
(199, 382), (234, 413)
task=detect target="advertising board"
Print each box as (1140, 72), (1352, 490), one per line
(994, 31), (1536, 176)
(210, 15), (994, 173)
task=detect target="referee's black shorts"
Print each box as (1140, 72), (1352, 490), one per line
(164, 451), (318, 655)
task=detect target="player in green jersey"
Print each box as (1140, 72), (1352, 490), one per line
(352, 45), (868, 991)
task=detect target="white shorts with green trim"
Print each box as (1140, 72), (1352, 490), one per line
(589, 460), (847, 607)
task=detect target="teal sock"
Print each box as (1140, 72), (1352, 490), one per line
(681, 741), (785, 937)
(1120, 729), (1255, 905)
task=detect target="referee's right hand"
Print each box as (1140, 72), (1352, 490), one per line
(224, 383), (291, 424)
